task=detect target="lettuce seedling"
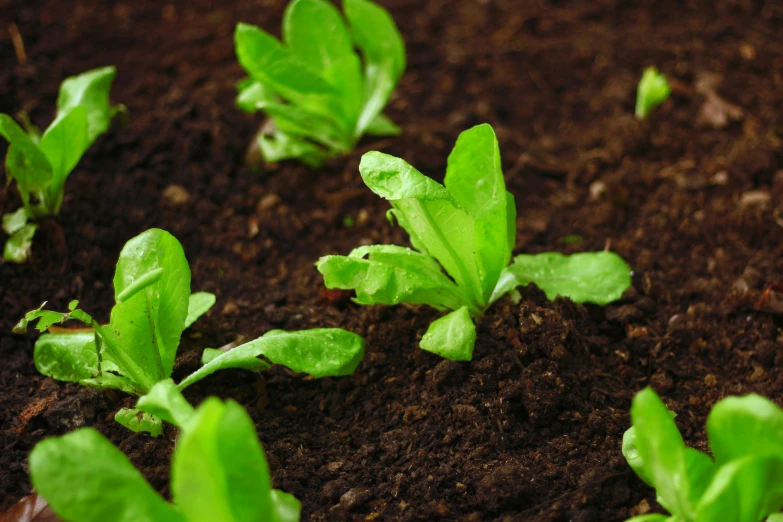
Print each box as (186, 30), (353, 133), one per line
(317, 124), (631, 361)
(635, 66), (671, 120)
(0, 66), (121, 262)
(622, 387), (783, 522)
(30, 396), (301, 522)
(15, 228), (364, 435)
(235, 0), (405, 167)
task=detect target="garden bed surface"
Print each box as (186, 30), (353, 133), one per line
(2, 0), (783, 520)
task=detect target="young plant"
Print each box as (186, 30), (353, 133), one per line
(623, 387), (783, 522)
(15, 228), (364, 435)
(30, 396), (301, 522)
(317, 124), (631, 361)
(0, 66), (121, 262)
(635, 66), (671, 120)
(235, 0), (405, 167)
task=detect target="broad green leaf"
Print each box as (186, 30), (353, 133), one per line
(636, 67), (670, 120)
(136, 379), (195, 428)
(630, 387), (694, 519)
(317, 244), (467, 311)
(56, 66), (118, 142)
(319, 52), (364, 131)
(115, 408), (163, 437)
(343, 0), (405, 135)
(270, 490), (302, 522)
(284, 0), (354, 74)
(2, 207), (30, 235)
(263, 101), (349, 151)
(695, 455), (783, 522)
(30, 428), (184, 522)
(444, 124), (512, 303)
(3, 223), (36, 263)
(0, 113), (52, 197)
(185, 292), (217, 329)
(419, 306), (476, 361)
(34, 331), (99, 383)
(360, 152), (483, 308)
(172, 399), (279, 522)
(236, 79), (277, 113)
(234, 23), (343, 127)
(109, 229), (191, 383)
(683, 448), (717, 511)
(179, 328), (364, 389)
(257, 128), (330, 167)
(706, 394), (783, 465)
(365, 112), (401, 136)
(493, 251), (631, 305)
(768, 514), (783, 522)
(622, 426), (653, 486)
(39, 105), (89, 212)
(201, 347), (272, 371)
(81, 372), (140, 395)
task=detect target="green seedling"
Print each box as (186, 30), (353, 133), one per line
(30, 396), (300, 522)
(15, 228), (364, 435)
(235, 0), (405, 167)
(623, 387), (783, 522)
(0, 66), (122, 262)
(635, 66), (671, 120)
(317, 124), (631, 361)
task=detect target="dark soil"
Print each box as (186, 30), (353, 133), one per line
(2, 0), (783, 520)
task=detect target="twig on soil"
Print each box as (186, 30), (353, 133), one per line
(8, 23), (27, 65)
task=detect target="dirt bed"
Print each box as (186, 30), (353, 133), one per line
(2, 0), (783, 520)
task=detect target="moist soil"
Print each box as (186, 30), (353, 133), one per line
(2, 0), (783, 520)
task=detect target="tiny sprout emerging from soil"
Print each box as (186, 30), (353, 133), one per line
(0, 66), (122, 263)
(623, 387), (783, 522)
(318, 124), (631, 361)
(235, 0), (405, 167)
(635, 66), (671, 120)
(30, 396), (300, 522)
(15, 228), (364, 436)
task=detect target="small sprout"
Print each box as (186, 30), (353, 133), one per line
(342, 215), (355, 227)
(30, 397), (301, 522)
(235, 0), (405, 167)
(623, 387), (783, 522)
(15, 228), (364, 434)
(0, 67), (121, 262)
(635, 66), (671, 120)
(317, 124), (631, 361)
(561, 234), (582, 245)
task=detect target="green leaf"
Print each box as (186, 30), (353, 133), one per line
(172, 398), (299, 522)
(39, 105), (89, 212)
(115, 408), (163, 437)
(14, 300), (89, 334)
(629, 387), (698, 519)
(109, 229), (191, 384)
(30, 428), (184, 522)
(2, 207), (30, 235)
(185, 292), (217, 329)
(257, 128), (330, 167)
(635, 66), (671, 120)
(136, 379), (195, 429)
(444, 124), (513, 303)
(34, 331), (99, 383)
(3, 223), (36, 263)
(236, 79), (277, 113)
(493, 251), (631, 305)
(419, 306), (476, 361)
(623, 426), (653, 487)
(706, 394), (783, 467)
(201, 347), (272, 371)
(695, 455), (783, 522)
(0, 113), (52, 206)
(343, 0), (405, 135)
(317, 245), (466, 311)
(270, 490), (302, 522)
(360, 151), (483, 309)
(283, 0), (354, 74)
(365, 112), (401, 136)
(56, 66), (118, 142)
(262, 100), (349, 151)
(179, 328), (364, 389)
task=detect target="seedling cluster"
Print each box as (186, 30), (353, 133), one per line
(4, 0), (768, 520)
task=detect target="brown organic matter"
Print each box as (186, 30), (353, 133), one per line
(2, 1), (783, 521)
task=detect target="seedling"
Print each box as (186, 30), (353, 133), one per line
(317, 124), (631, 361)
(635, 66), (671, 120)
(30, 396), (301, 522)
(623, 387), (783, 522)
(15, 228), (364, 435)
(0, 66), (122, 262)
(235, 0), (405, 167)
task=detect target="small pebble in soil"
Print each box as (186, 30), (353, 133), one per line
(340, 487), (371, 511)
